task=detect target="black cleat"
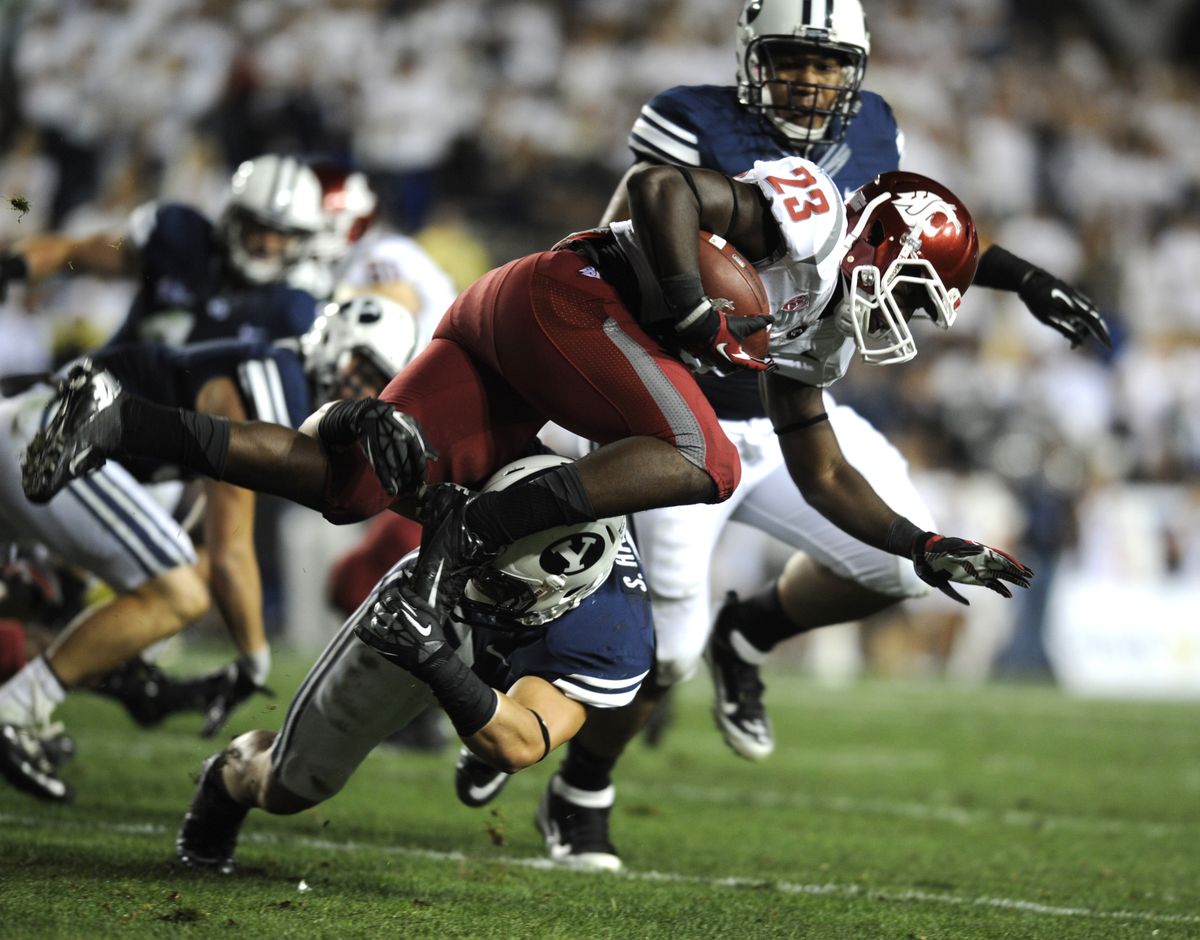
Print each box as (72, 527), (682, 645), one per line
(453, 746), (509, 807)
(196, 664), (273, 739)
(411, 483), (498, 615)
(535, 775), (621, 872)
(0, 722), (74, 802)
(706, 591), (774, 761)
(383, 707), (450, 754)
(176, 754), (250, 874)
(21, 361), (124, 504)
(94, 658), (183, 728)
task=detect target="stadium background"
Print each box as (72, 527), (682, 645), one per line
(1, 0), (1199, 696)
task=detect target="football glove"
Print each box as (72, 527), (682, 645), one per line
(317, 398), (435, 497)
(1017, 268), (1112, 350)
(674, 298), (773, 376)
(911, 532), (1035, 606)
(0, 253), (28, 304)
(354, 570), (456, 679)
(198, 659), (274, 739)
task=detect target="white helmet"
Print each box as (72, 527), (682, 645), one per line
(222, 155), (324, 284)
(300, 295), (418, 404)
(735, 0), (870, 147)
(463, 455), (627, 629)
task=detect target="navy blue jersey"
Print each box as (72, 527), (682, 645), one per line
(454, 532), (654, 709)
(628, 86), (902, 419)
(90, 338), (313, 482)
(107, 202), (320, 349)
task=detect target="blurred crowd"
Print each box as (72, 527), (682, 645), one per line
(1, 0), (1198, 675)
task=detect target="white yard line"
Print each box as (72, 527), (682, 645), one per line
(2, 811), (1197, 926)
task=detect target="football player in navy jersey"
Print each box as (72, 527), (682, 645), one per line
(562, 0), (1111, 782)
(0, 155), (325, 349)
(173, 455), (652, 876)
(0, 297), (416, 803)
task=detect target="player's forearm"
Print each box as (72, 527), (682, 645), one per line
(15, 232), (135, 280)
(224, 421), (332, 510)
(786, 453), (911, 554)
(465, 679), (585, 773)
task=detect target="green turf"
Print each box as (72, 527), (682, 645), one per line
(2, 657), (1198, 939)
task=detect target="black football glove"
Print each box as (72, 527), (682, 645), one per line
(911, 532), (1035, 606)
(1017, 268), (1112, 350)
(317, 398), (435, 497)
(674, 298), (773, 376)
(354, 570), (456, 678)
(198, 659), (274, 738)
(0, 253), (29, 304)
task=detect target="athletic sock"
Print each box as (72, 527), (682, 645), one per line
(465, 464), (596, 547)
(729, 581), (800, 655)
(115, 396), (231, 480)
(0, 656), (66, 726)
(559, 740), (618, 794)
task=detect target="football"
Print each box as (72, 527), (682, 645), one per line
(697, 230), (771, 358)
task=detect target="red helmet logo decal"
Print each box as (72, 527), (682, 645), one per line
(891, 191), (963, 238)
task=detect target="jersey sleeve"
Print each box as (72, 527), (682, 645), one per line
(628, 87), (705, 168)
(504, 534), (654, 709)
(170, 339), (313, 428)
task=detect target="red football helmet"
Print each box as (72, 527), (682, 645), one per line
(838, 171), (978, 365)
(309, 161), (379, 263)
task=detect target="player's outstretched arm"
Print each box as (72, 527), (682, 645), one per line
(763, 372), (1034, 603)
(357, 572), (586, 773)
(973, 245), (1112, 349)
(1, 232), (136, 300)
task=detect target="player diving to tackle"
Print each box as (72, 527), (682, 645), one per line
(169, 453), (652, 873)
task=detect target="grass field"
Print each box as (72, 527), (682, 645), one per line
(1, 656), (1198, 939)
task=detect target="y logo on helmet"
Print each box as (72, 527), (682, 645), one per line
(540, 534), (606, 576)
(891, 192), (963, 239)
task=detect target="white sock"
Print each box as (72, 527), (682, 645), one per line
(0, 656), (66, 727)
(239, 647), (271, 686)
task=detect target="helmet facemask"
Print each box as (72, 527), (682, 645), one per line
(743, 38), (867, 145)
(225, 208), (317, 286)
(838, 192), (967, 366)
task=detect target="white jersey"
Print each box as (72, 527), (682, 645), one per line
(611, 156), (855, 388)
(737, 156), (853, 387)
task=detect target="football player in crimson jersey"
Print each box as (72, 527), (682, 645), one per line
(24, 160), (1033, 864)
(0, 297), (415, 803)
(519, 0), (1113, 862)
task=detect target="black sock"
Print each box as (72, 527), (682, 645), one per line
(559, 740), (617, 793)
(117, 397), (231, 480)
(730, 582), (801, 653)
(465, 464), (596, 546)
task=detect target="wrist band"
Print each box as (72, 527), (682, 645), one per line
(773, 412), (829, 435)
(884, 517), (925, 557)
(528, 708), (552, 762)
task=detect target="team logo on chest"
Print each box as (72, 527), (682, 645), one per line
(891, 191), (963, 238)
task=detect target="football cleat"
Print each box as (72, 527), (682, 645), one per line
(411, 483), (498, 615)
(0, 722), (74, 802)
(21, 361), (124, 504)
(196, 662), (274, 739)
(383, 707), (450, 754)
(453, 746), (509, 807)
(706, 591), (774, 761)
(535, 775), (622, 872)
(94, 658), (189, 728)
(176, 753), (250, 874)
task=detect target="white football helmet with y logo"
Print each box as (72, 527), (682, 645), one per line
(462, 455), (627, 628)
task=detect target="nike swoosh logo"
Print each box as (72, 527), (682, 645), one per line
(1049, 288), (1076, 308)
(467, 774), (507, 802)
(716, 343), (753, 364)
(425, 560), (443, 607)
